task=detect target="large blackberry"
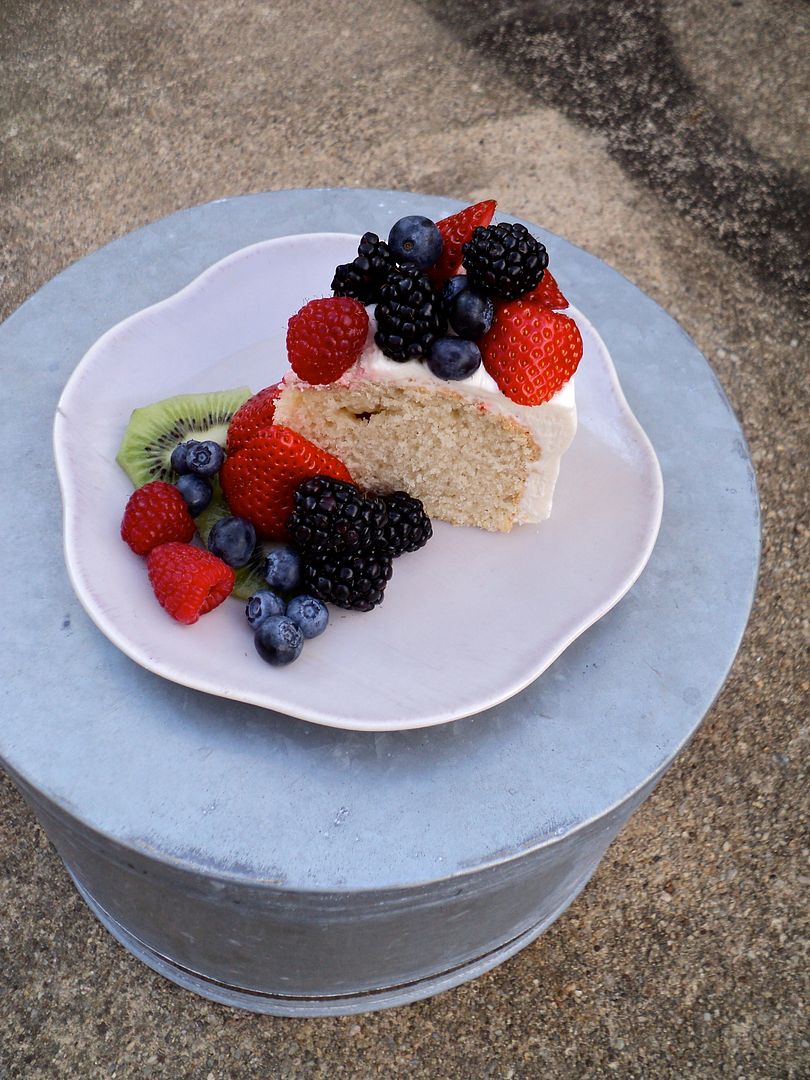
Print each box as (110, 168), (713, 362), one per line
(378, 492), (432, 556)
(288, 475), (387, 557)
(304, 549), (394, 612)
(462, 222), (549, 300)
(332, 232), (398, 305)
(374, 264), (447, 362)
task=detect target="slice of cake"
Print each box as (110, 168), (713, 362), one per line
(274, 202), (583, 533)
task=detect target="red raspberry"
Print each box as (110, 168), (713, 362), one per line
(146, 542), (235, 624)
(524, 268), (569, 310)
(226, 383), (283, 454)
(480, 300), (583, 406)
(121, 480), (196, 556)
(286, 297), (368, 384)
(428, 199), (497, 286)
(220, 425), (352, 540)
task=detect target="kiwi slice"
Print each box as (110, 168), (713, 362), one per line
(196, 491), (277, 601)
(116, 387), (252, 488)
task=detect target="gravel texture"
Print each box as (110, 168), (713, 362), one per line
(1, 1), (807, 1076)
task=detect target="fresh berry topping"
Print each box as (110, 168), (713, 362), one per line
(439, 274), (469, 311)
(287, 297), (369, 385)
(175, 473), (213, 516)
(524, 268), (569, 310)
(219, 426), (352, 540)
(304, 550), (393, 612)
(462, 222), (548, 300)
(226, 384), (283, 455)
(186, 440), (225, 478)
(387, 215), (443, 270)
(288, 476), (387, 558)
(480, 301), (583, 406)
(286, 595), (329, 639)
(264, 545), (303, 593)
(254, 615), (304, 666)
(332, 232), (398, 305)
(170, 440), (198, 475)
(428, 200), (497, 285)
(146, 542), (234, 624)
(374, 264), (447, 362)
(448, 289), (494, 339)
(426, 337), (482, 381)
(121, 480), (196, 556)
(378, 492), (433, 556)
(245, 589), (286, 630)
(206, 515), (257, 568)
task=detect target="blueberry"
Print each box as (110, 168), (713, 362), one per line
(175, 473), (213, 516)
(387, 215), (443, 270)
(426, 337), (482, 381)
(286, 595), (329, 639)
(187, 440), (225, 478)
(440, 275), (468, 308)
(207, 515), (256, 568)
(264, 545), (303, 593)
(170, 439), (199, 475)
(254, 615), (304, 666)
(449, 289), (494, 339)
(245, 589), (286, 630)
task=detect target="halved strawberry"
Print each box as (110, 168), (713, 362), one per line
(524, 269), (569, 310)
(227, 383), (283, 454)
(480, 300), (582, 406)
(219, 425), (352, 539)
(428, 199), (497, 286)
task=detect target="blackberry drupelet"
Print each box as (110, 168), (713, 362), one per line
(288, 475), (387, 558)
(378, 491), (433, 556)
(332, 232), (398, 304)
(304, 549), (394, 612)
(462, 222), (549, 300)
(374, 264), (447, 362)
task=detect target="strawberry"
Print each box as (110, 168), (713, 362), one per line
(219, 425), (352, 539)
(428, 199), (497, 286)
(287, 297), (368, 385)
(480, 301), (583, 406)
(524, 268), (569, 310)
(121, 480), (196, 556)
(146, 542), (235, 624)
(227, 383), (283, 454)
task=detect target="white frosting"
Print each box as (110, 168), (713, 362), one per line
(284, 311), (578, 524)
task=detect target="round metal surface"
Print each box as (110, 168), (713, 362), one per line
(0, 189), (759, 1013)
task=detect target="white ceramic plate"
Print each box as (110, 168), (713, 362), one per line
(54, 233), (663, 732)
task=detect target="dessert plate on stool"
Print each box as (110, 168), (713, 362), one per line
(54, 232), (663, 731)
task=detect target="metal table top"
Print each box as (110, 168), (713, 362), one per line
(0, 189), (759, 892)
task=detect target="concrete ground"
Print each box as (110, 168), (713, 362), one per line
(1, 0), (807, 1076)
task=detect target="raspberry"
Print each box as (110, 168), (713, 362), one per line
(462, 222), (549, 300)
(121, 480), (196, 556)
(146, 542), (235, 624)
(219, 425), (352, 540)
(287, 297), (368, 384)
(226, 383), (283, 454)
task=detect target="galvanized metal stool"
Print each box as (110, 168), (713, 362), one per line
(0, 189), (759, 1016)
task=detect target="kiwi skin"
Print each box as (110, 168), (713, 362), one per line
(196, 491), (277, 601)
(116, 387), (252, 488)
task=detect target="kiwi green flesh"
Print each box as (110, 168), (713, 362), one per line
(116, 387), (252, 488)
(196, 491), (277, 602)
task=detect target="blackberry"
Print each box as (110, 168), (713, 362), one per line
(374, 264), (447, 362)
(288, 475), (387, 557)
(462, 222), (549, 300)
(378, 492), (433, 556)
(304, 549), (394, 612)
(332, 232), (398, 304)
